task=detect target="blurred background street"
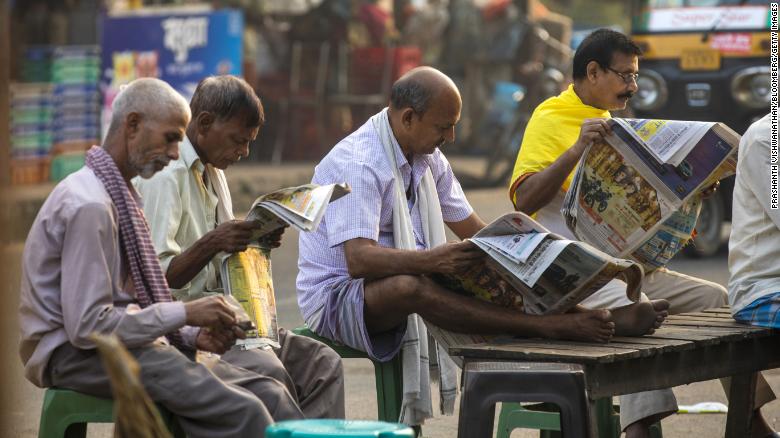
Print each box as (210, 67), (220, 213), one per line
(0, 0), (773, 436)
(3, 169), (780, 437)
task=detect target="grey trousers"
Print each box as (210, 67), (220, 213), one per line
(220, 327), (346, 419)
(580, 268), (775, 429)
(47, 342), (304, 438)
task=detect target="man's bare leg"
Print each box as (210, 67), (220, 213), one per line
(624, 412), (670, 438)
(363, 275), (616, 343)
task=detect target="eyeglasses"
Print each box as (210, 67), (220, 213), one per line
(605, 66), (639, 84)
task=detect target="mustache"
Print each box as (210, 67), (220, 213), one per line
(619, 91), (635, 99)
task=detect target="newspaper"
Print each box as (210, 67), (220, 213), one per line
(245, 183), (351, 239)
(427, 211), (643, 350)
(221, 246), (280, 350)
(618, 118), (715, 167)
(562, 118), (739, 271)
(221, 183), (350, 350)
(434, 212), (643, 315)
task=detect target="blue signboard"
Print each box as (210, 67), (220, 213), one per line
(99, 8), (243, 117)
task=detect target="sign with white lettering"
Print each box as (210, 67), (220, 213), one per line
(99, 9), (243, 134)
(646, 6), (769, 32)
(710, 33), (753, 54)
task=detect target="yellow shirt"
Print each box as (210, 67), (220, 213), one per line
(508, 84), (610, 206)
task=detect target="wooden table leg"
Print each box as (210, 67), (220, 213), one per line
(725, 372), (757, 438)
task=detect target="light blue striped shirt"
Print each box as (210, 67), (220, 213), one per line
(296, 115), (473, 322)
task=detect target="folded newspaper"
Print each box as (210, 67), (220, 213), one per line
(245, 183), (351, 240)
(221, 183), (350, 350)
(562, 118), (739, 271)
(444, 212), (643, 313)
(427, 211), (643, 349)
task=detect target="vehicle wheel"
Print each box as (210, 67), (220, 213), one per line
(481, 113), (529, 187)
(482, 145), (515, 187)
(683, 194), (724, 258)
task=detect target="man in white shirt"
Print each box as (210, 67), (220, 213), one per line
(730, 113), (780, 323)
(727, 113), (780, 437)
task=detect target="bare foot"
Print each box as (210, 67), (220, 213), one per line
(548, 309), (615, 343)
(611, 300), (670, 336)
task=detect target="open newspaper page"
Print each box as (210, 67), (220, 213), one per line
(562, 118), (739, 270)
(427, 212), (643, 350)
(221, 183), (351, 350)
(245, 183), (351, 239)
(221, 246), (279, 350)
(616, 118), (715, 167)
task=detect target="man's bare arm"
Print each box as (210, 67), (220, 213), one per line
(514, 118), (612, 215)
(343, 238), (484, 280)
(513, 146), (584, 215)
(166, 220), (262, 289)
(446, 212), (487, 240)
(166, 234), (222, 289)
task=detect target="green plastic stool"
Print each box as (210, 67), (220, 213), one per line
(38, 388), (184, 438)
(292, 326), (403, 423)
(496, 398), (663, 438)
(266, 419), (415, 437)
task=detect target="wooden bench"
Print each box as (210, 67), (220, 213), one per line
(450, 307), (780, 438)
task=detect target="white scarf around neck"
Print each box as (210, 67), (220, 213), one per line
(370, 108), (458, 425)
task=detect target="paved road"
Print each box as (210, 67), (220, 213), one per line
(2, 187), (778, 437)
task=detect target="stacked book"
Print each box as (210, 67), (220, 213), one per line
(21, 46), (53, 83)
(51, 45), (101, 156)
(49, 46), (101, 182)
(9, 82), (54, 184)
(8, 45), (101, 184)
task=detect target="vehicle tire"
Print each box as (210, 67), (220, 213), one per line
(481, 112), (529, 187)
(683, 194), (725, 258)
(482, 142), (515, 187)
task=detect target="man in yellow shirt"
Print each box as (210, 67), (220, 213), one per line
(509, 29), (775, 438)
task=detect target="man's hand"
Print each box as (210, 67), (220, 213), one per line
(258, 226), (287, 249)
(428, 241), (485, 275)
(573, 118), (612, 155)
(165, 220), (268, 289)
(195, 326), (246, 354)
(207, 220), (263, 254)
(700, 181), (720, 199)
(184, 295), (237, 328)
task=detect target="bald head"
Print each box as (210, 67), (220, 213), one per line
(387, 67), (461, 157)
(389, 66), (460, 115)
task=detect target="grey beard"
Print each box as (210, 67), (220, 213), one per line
(136, 162), (158, 179)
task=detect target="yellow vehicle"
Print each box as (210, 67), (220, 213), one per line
(630, 0), (771, 257)
(630, 0), (770, 133)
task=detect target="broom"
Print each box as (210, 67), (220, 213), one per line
(90, 333), (173, 438)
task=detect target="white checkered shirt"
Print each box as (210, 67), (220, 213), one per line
(296, 116), (474, 322)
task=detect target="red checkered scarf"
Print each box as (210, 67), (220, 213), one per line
(85, 146), (184, 347)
